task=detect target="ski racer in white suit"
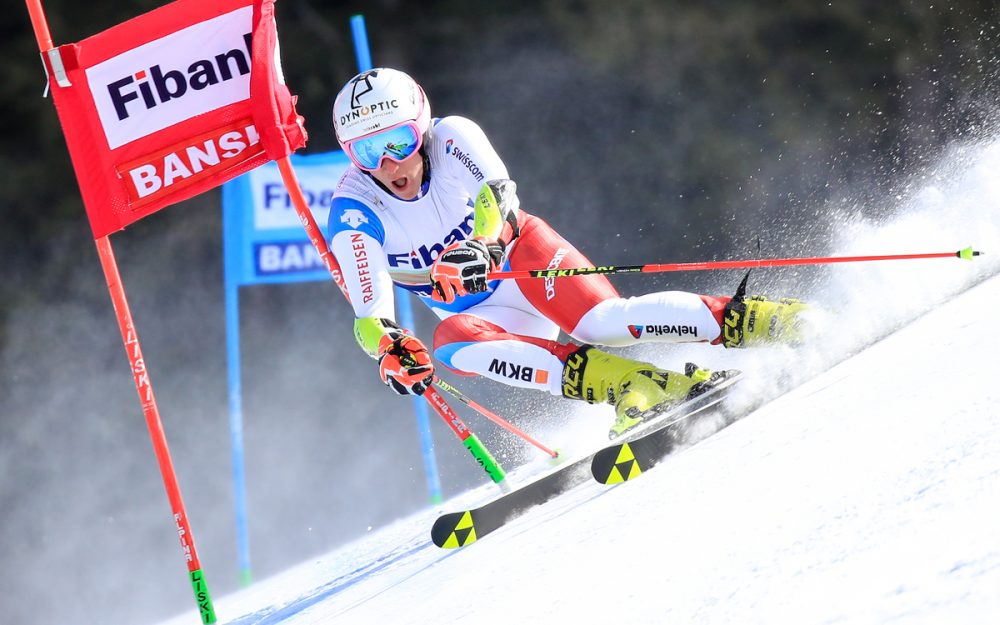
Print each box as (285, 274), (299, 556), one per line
(328, 68), (808, 437)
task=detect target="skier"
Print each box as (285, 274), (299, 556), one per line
(328, 68), (808, 438)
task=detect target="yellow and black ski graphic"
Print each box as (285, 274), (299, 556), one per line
(601, 443), (644, 484)
(434, 511), (478, 549)
(591, 438), (663, 484)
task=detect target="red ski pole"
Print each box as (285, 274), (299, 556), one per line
(433, 377), (559, 459)
(423, 386), (509, 488)
(489, 247), (983, 281)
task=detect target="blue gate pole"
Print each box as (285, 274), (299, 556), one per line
(222, 186), (253, 586)
(351, 14), (442, 504)
(225, 283), (252, 586)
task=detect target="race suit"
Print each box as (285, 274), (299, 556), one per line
(328, 116), (729, 396)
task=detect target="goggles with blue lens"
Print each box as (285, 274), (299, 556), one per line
(345, 122), (423, 171)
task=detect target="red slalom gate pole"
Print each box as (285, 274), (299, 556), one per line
(276, 158), (350, 300)
(489, 247), (983, 281)
(95, 238), (216, 623)
(25, 1), (215, 621)
(24, 0), (52, 48)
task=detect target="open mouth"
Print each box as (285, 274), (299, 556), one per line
(392, 176), (408, 190)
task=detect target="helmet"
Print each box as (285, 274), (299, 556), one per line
(332, 68), (431, 149)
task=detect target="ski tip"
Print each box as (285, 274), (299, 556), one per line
(958, 247), (983, 260)
(591, 441), (645, 484)
(432, 511), (478, 549)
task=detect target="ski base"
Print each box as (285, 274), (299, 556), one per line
(591, 373), (743, 484)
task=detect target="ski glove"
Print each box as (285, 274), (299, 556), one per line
(377, 330), (435, 396)
(429, 238), (504, 304)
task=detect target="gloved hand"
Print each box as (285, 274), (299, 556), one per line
(377, 330), (435, 395)
(430, 238), (503, 304)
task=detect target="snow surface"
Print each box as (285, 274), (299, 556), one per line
(160, 139), (1000, 625)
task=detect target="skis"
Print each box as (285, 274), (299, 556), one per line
(590, 372), (743, 484)
(431, 454), (593, 548)
(431, 373), (744, 548)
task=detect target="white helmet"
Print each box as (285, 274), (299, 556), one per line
(332, 68), (431, 148)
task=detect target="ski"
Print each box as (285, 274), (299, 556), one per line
(590, 373), (744, 484)
(431, 453), (594, 548)
(431, 374), (745, 548)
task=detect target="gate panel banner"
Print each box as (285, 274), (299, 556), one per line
(42, 0), (305, 239)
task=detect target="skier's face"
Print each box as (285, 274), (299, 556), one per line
(370, 151), (424, 200)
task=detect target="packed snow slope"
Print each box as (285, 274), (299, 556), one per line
(159, 140), (1000, 624)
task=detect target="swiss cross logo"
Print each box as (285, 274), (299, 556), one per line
(86, 6), (253, 149)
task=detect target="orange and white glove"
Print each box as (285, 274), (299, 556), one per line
(377, 330), (435, 396)
(429, 238), (503, 304)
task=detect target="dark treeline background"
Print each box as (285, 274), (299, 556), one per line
(2, 2), (999, 624)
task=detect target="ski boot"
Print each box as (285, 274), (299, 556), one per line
(560, 345), (733, 439)
(720, 272), (810, 348)
(612, 363), (737, 437)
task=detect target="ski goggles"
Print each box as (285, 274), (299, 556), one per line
(344, 122), (423, 171)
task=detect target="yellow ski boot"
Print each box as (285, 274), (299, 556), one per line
(560, 345), (729, 439)
(720, 273), (811, 347)
(611, 363), (736, 437)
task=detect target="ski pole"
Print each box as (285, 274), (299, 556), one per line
(423, 386), (509, 488)
(433, 377), (560, 459)
(488, 247), (983, 280)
